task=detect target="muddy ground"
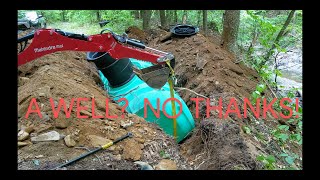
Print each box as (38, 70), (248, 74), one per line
(17, 27), (302, 170)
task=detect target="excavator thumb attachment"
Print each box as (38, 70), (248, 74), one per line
(134, 64), (170, 89)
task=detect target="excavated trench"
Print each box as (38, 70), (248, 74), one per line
(18, 26), (302, 170)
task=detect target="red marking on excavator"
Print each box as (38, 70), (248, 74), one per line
(18, 29), (165, 66)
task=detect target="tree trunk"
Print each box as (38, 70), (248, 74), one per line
(246, 24), (259, 61)
(166, 10), (172, 25)
(182, 10), (188, 24)
(174, 10), (178, 24)
(142, 10), (152, 30)
(61, 10), (66, 22)
(96, 10), (101, 22)
(264, 10), (296, 62)
(221, 10), (241, 54)
(154, 10), (159, 22)
(197, 10), (201, 26)
(134, 10), (140, 19)
(140, 10), (143, 19)
(159, 10), (167, 28)
(203, 10), (208, 36)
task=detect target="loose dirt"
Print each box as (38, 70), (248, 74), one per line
(17, 26), (302, 170)
(126, 26), (302, 170)
(17, 50), (191, 170)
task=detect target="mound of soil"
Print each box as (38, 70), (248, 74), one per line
(126, 26), (283, 170)
(151, 33), (259, 103)
(125, 26), (148, 43)
(181, 119), (260, 170)
(18, 51), (191, 170)
(17, 26), (302, 170)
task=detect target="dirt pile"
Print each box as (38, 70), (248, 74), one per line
(17, 51), (191, 170)
(126, 26), (262, 111)
(125, 26), (148, 43)
(181, 119), (260, 170)
(152, 34), (259, 103)
(126, 26), (269, 170)
(127, 26), (263, 119)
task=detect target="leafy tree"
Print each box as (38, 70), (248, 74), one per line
(221, 10), (241, 54)
(174, 10), (178, 24)
(263, 10), (296, 65)
(182, 10), (188, 24)
(203, 10), (208, 36)
(159, 10), (167, 28)
(142, 10), (152, 30)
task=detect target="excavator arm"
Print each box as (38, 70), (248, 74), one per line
(18, 29), (173, 66)
(17, 29), (175, 89)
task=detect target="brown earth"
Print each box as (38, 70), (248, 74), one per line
(17, 26), (302, 170)
(17, 51), (191, 170)
(181, 119), (260, 170)
(126, 26), (302, 169)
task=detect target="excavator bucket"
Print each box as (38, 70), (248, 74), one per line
(133, 64), (170, 89)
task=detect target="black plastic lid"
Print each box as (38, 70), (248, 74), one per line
(170, 24), (199, 37)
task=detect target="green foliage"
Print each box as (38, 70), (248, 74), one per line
(238, 10), (279, 50)
(251, 83), (266, 103)
(274, 69), (282, 77)
(208, 11), (224, 33)
(258, 65), (273, 80)
(159, 150), (170, 159)
(251, 90), (260, 100)
(18, 10), (28, 19)
(287, 87), (299, 98)
(242, 126), (251, 134)
(35, 10), (62, 23)
(171, 10), (223, 33)
(240, 10), (302, 72)
(272, 126), (289, 143)
(279, 152), (300, 167)
(256, 84), (266, 93)
(257, 155), (277, 170)
(278, 125), (289, 131)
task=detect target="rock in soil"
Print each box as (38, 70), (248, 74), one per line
(22, 126), (35, 134)
(18, 77), (30, 86)
(134, 161), (154, 170)
(35, 155), (44, 158)
(18, 141), (31, 147)
(64, 135), (76, 147)
(37, 85), (51, 98)
(18, 130), (29, 141)
(120, 120), (134, 129)
(113, 154), (122, 161)
(155, 159), (177, 170)
(31, 131), (60, 142)
(54, 116), (70, 129)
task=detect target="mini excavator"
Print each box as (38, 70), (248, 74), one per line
(18, 20), (175, 89)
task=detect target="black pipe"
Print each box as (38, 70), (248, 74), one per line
(87, 52), (135, 87)
(50, 132), (132, 170)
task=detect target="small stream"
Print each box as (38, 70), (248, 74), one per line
(267, 48), (302, 95)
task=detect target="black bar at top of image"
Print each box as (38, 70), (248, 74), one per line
(15, 0), (304, 10)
